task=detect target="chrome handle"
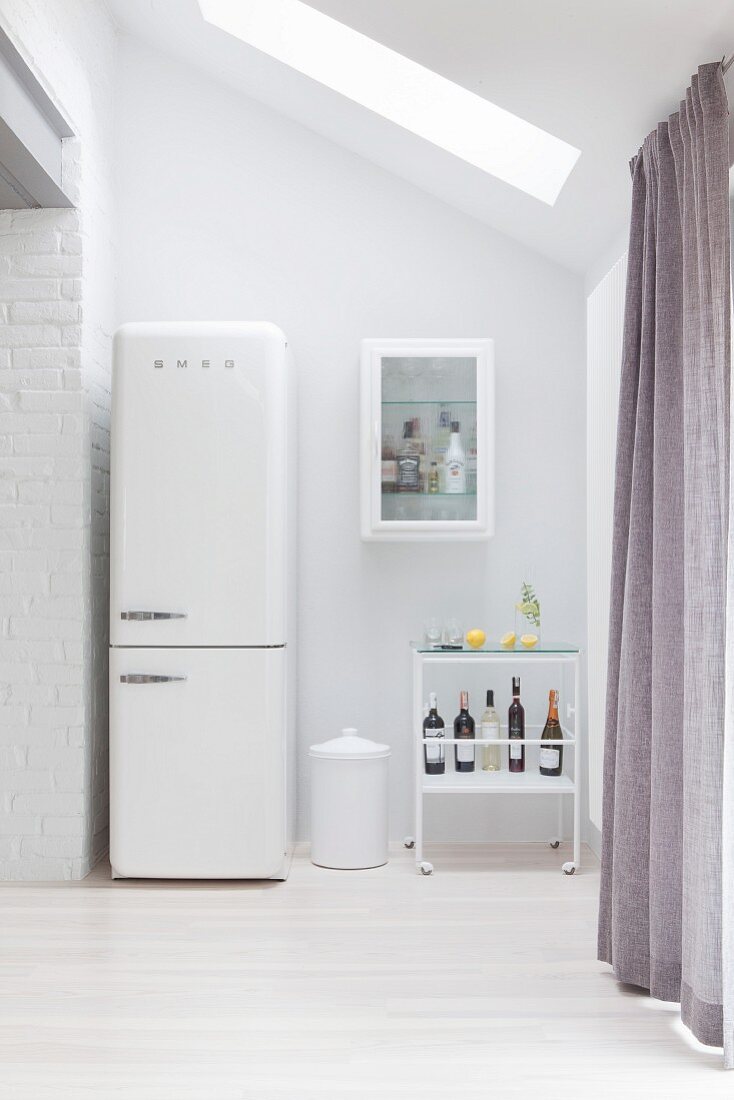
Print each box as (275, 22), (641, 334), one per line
(119, 674), (187, 685)
(120, 611), (188, 621)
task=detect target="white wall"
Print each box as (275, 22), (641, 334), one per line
(586, 256), (626, 846)
(114, 36), (586, 844)
(0, 1), (115, 878)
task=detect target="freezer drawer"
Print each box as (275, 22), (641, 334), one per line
(110, 647), (286, 878)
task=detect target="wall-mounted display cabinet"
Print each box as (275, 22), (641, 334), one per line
(360, 338), (494, 541)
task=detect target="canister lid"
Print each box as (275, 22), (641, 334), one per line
(309, 727), (391, 760)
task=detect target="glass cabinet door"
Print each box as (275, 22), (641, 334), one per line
(361, 339), (494, 541)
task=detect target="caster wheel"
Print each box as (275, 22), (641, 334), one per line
(549, 839), (560, 850)
(562, 861), (576, 876)
(418, 861), (433, 876)
(403, 837), (415, 850)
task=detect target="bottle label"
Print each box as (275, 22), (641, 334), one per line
(445, 460), (466, 494)
(481, 721), (500, 741)
(510, 743), (522, 760)
(539, 747), (560, 769)
(397, 454), (420, 489)
(425, 734), (443, 763)
(456, 740), (474, 763)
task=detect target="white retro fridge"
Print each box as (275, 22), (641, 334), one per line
(109, 322), (295, 879)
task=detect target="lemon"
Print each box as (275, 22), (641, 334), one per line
(499, 631), (516, 649)
(520, 633), (539, 649)
(465, 629), (486, 649)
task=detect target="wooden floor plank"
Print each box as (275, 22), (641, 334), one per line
(0, 843), (727, 1098)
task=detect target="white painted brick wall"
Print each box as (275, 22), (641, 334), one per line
(0, 1), (116, 879)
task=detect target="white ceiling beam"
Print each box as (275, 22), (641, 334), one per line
(0, 26), (75, 208)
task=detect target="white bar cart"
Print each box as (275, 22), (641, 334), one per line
(407, 641), (581, 876)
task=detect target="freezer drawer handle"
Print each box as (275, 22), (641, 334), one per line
(120, 611), (188, 621)
(119, 674), (187, 685)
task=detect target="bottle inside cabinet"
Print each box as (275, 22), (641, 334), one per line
(444, 421), (466, 494)
(396, 420), (421, 493)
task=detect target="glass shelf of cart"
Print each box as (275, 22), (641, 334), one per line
(411, 641), (579, 654)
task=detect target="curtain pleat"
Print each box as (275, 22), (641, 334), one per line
(598, 61), (730, 1055)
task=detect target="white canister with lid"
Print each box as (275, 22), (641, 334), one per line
(309, 728), (390, 869)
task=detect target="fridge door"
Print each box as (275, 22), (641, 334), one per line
(110, 323), (289, 647)
(110, 647), (286, 878)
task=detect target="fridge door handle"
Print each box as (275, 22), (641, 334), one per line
(120, 611), (188, 621)
(119, 674), (187, 685)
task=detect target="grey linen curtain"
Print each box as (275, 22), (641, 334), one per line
(598, 61), (731, 1054)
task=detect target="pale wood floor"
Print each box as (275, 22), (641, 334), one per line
(0, 843), (729, 1099)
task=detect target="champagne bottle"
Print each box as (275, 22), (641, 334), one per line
(481, 689), (501, 772)
(508, 676), (525, 773)
(454, 690), (475, 772)
(423, 692), (445, 775)
(539, 689), (563, 777)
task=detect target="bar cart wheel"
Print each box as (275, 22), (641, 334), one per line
(549, 838), (561, 849)
(418, 861), (434, 876)
(403, 837), (415, 850)
(562, 862), (576, 875)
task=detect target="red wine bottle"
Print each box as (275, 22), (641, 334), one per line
(508, 676), (525, 773)
(423, 692), (445, 775)
(454, 690), (475, 772)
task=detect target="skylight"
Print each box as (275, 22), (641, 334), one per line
(198, 0), (580, 205)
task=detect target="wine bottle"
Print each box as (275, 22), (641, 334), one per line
(396, 420), (420, 493)
(423, 692), (445, 775)
(444, 421), (466, 494)
(481, 689), (501, 771)
(508, 676), (525, 773)
(539, 689), (563, 777)
(454, 690), (475, 772)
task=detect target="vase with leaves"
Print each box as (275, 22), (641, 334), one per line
(515, 580), (541, 647)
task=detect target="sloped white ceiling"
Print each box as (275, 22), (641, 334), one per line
(107, 0), (734, 273)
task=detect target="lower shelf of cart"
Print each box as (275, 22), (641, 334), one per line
(422, 770), (575, 794)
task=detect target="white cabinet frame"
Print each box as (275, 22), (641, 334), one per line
(360, 338), (495, 541)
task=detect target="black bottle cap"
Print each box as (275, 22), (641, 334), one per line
(486, 690), (494, 707)
(451, 420), (460, 432)
(403, 420), (413, 438)
(512, 676), (520, 694)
